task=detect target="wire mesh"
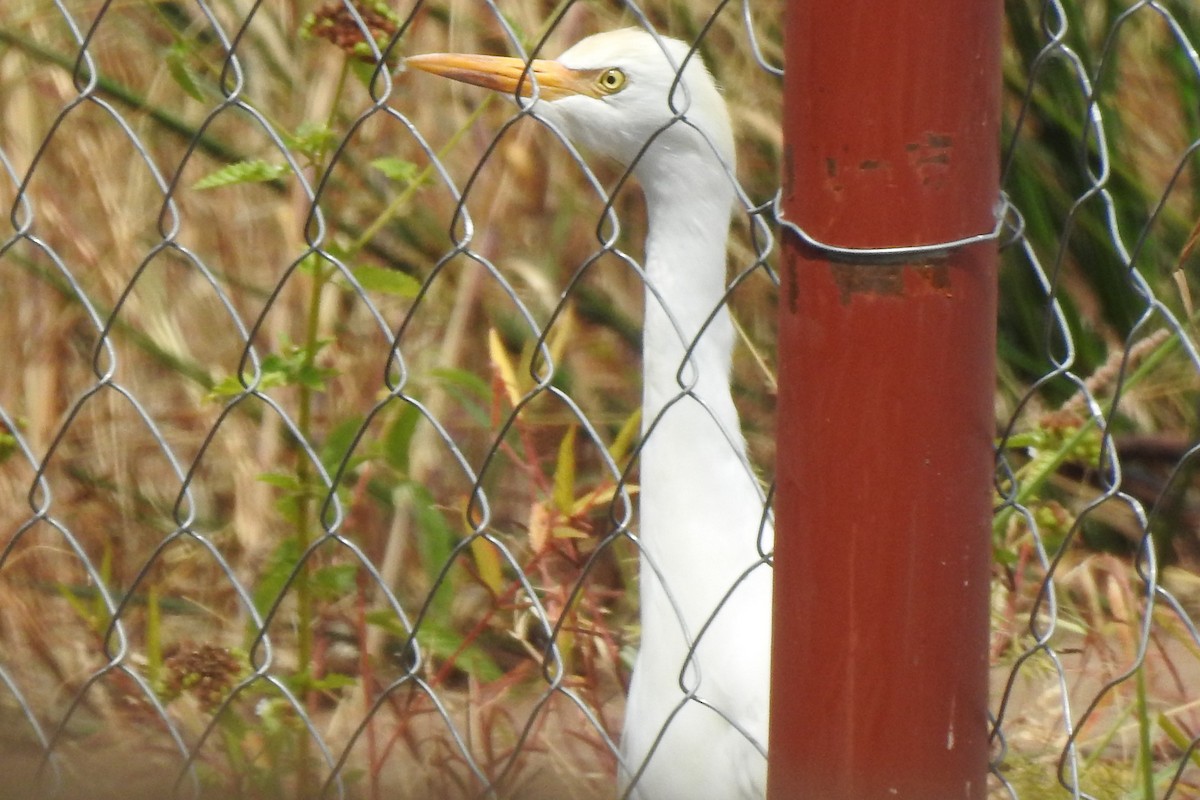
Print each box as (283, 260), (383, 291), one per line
(0, 1), (779, 798)
(1, 0), (1199, 798)
(992, 1), (1200, 797)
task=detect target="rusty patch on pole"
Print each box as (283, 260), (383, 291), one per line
(830, 263), (903, 302)
(907, 132), (954, 188)
(828, 262), (952, 303)
(915, 262), (953, 295)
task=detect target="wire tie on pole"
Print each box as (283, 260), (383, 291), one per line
(773, 193), (1016, 265)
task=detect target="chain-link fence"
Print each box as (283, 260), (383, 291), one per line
(0, 1), (780, 797)
(992, 1), (1200, 796)
(1, 0), (1199, 797)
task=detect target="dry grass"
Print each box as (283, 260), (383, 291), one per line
(3, 0), (1200, 797)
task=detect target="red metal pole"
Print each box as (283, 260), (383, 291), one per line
(769, 2), (1001, 799)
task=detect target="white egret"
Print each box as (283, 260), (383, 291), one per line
(408, 29), (772, 799)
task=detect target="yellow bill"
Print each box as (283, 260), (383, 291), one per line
(405, 52), (593, 100)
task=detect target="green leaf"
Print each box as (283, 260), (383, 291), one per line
(310, 672), (358, 692)
(992, 545), (1018, 567)
(349, 58), (380, 89)
(409, 368), (496, 439)
(257, 471), (303, 492)
(207, 374), (248, 399)
(1160, 713), (1200, 771)
(417, 620), (503, 682)
(610, 408), (642, 465)
(253, 536), (302, 616)
(364, 610), (410, 638)
(370, 157), (420, 183)
(256, 370), (290, 391)
(348, 264), (421, 297)
(311, 563), (358, 599)
(321, 415), (366, 476)
(235, 342), (335, 393)
(553, 425), (577, 514)
(382, 402), (421, 473)
(469, 536), (505, 596)
(194, 159), (289, 190)
(431, 367), (491, 402)
(0, 429), (16, 463)
(287, 121), (337, 161)
(406, 483), (456, 616)
(165, 43), (205, 102)
(57, 583), (104, 632)
(294, 360), (334, 391)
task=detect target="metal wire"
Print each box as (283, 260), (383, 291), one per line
(991, 2), (1200, 798)
(773, 193), (1016, 264)
(1, 0), (777, 797)
(2, 0), (1199, 798)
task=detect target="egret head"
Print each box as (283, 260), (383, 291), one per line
(406, 29), (735, 179)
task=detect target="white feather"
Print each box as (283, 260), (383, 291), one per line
(540, 30), (772, 800)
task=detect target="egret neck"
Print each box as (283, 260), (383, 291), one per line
(406, 32), (772, 798)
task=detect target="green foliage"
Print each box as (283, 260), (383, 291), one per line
(216, 693), (310, 798)
(406, 482), (458, 613)
(1001, 0), (1200, 398)
(366, 610), (503, 682)
(285, 121), (338, 163)
(381, 402), (422, 473)
(249, 533), (361, 615)
(347, 263), (422, 297)
(252, 535), (305, 619)
(370, 156), (420, 183)
(553, 424), (577, 515)
(309, 562), (358, 600)
(319, 414), (369, 477)
(415, 618), (504, 682)
(164, 41), (205, 102)
(208, 341), (336, 399)
(193, 159), (290, 190)
(0, 425), (16, 463)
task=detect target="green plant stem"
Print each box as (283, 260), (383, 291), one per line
(994, 422), (1098, 539)
(1134, 663), (1155, 799)
(291, 55), (354, 796)
(294, 254), (326, 678)
(993, 322), (1191, 539)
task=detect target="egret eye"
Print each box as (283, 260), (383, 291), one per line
(596, 67), (627, 94)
